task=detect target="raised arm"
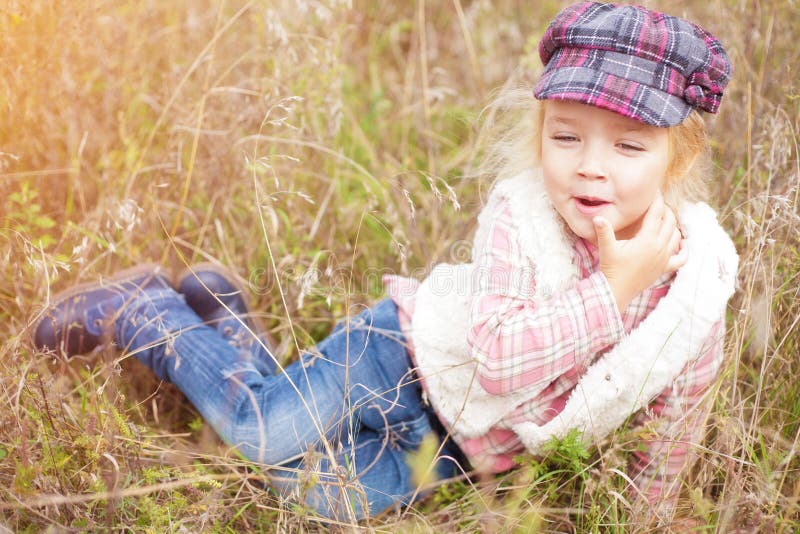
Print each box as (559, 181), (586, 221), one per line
(510, 201), (737, 454)
(468, 198), (624, 396)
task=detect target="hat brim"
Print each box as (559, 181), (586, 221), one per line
(533, 66), (692, 128)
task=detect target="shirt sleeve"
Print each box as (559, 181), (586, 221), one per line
(468, 198), (626, 396)
(628, 319), (726, 505)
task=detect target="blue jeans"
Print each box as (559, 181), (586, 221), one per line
(115, 289), (466, 520)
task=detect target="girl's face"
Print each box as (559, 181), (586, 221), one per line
(540, 100), (670, 244)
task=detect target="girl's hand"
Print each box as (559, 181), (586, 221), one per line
(594, 191), (687, 312)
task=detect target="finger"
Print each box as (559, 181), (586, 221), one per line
(657, 206), (678, 242)
(641, 190), (665, 233)
(667, 205), (680, 225)
(666, 226), (682, 255)
(663, 204), (677, 228)
(593, 216), (616, 251)
(665, 239), (689, 272)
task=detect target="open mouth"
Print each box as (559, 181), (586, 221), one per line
(573, 196), (610, 214)
(577, 198), (607, 207)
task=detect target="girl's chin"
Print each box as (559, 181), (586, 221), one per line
(565, 221), (600, 244)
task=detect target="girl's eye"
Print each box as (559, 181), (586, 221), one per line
(618, 142), (645, 152)
(551, 134), (578, 143)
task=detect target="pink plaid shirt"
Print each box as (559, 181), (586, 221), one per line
(384, 198), (725, 503)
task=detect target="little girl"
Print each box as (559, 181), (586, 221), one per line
(34, 1), (738, 523)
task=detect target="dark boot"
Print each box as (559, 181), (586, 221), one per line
(32, 264), (172, 356)
(176, 262), (278, 375)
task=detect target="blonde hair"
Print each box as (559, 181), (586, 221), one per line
(476, 86), (711, 208)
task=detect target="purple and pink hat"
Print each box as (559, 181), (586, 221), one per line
(533, 2), (732, 127)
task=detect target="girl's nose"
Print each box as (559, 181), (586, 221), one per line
(577, 144), (608, 180)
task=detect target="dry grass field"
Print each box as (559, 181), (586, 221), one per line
(1, 0), (798, 531)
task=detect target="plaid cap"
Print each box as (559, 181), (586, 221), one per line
(533, 2), (732, 127)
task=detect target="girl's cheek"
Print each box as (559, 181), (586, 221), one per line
(619, 181), (658, 218)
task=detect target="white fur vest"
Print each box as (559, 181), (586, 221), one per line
(411, 170), (738, 454)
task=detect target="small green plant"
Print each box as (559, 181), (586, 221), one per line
(540, 428), (591, 477)
(4, 181), (57, 248)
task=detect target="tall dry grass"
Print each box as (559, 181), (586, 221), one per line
(0, 0), (798, 531)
